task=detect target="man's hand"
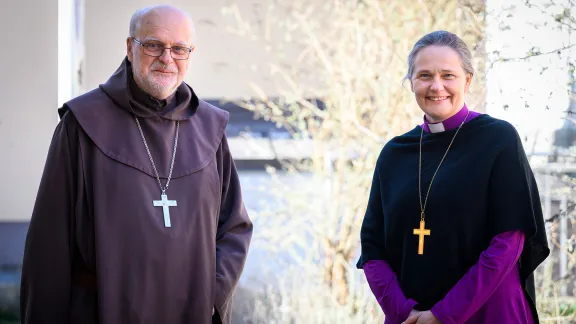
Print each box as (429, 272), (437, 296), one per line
(403, 311), (441, 324)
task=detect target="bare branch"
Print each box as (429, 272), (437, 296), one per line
(496, 43), (576, 63)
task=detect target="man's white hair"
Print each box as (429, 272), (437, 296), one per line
(129, 5), (195, 38)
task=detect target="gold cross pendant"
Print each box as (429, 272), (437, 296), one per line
(413, 220), (431, 255)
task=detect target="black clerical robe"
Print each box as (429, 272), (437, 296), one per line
(20, 58), (253, 324)
(357, 114), (549, 320)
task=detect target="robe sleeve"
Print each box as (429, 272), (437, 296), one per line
(20, 112), (78, 323)
(357, 160), (417, 321)
(431, 122), (550, 323)
(364, 260), (418, 323)
(213, 135), (253, 323)
(484, 123), (549, 301)
(430, 231), (524, 324)
(356, 167), (387, 268)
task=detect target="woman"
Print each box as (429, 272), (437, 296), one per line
(356, 30), (549, 324)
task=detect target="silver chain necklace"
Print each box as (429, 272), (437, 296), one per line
(134, 116), (179, 227)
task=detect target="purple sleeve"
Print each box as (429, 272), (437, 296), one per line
(363, 260), (418, 323)
(431, 230), (525, 324)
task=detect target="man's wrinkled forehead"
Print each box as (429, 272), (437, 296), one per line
(131, 6), (195, 43)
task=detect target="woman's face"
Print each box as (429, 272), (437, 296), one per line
(410, 46), (472, 123)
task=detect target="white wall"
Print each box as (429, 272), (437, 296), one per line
(485, 0), (575, 159)
(0, 0), (58, 220)
(84, 0), (279, 100)
(59, 0), (85, 106)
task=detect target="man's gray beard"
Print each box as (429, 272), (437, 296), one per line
(142, 77), (177, 99)
(133, 61), (179, 100)
(135, 74), (177, 100)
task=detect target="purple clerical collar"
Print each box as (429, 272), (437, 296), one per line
(421, 104), (480, 133)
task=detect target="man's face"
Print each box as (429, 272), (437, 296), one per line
(127, 9), (194, 100)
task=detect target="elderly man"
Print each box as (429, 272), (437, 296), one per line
(20, 5), (252, 324)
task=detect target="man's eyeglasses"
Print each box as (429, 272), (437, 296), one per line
(132, 38), (193, 60)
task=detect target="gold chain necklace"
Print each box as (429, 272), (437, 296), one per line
(414, 109), (470, 255)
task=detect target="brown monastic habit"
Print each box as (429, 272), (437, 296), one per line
(20, 58), (253, 324)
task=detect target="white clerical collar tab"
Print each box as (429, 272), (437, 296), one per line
(428, 122), (446, 133)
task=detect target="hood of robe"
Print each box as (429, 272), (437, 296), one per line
(58, 57), (229, 179)
(99, 57), (199, 121)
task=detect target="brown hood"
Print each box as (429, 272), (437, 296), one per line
(59, 58), (230, 179)
(99, 57), (199, 121)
